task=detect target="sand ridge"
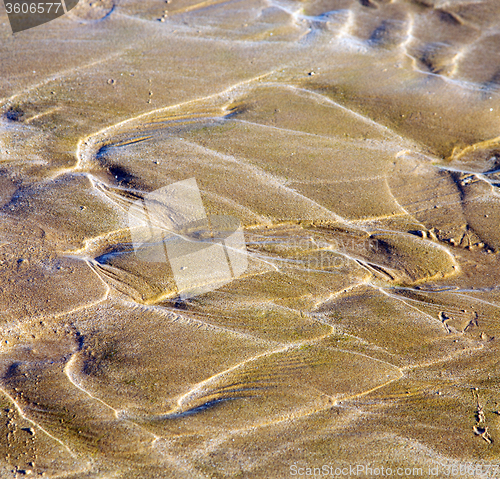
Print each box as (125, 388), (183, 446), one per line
(1, 0), (500, 476)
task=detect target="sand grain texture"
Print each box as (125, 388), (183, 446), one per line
(1, 0), (500, 477)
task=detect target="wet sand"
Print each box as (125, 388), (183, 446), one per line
(1, 0), (500, 477)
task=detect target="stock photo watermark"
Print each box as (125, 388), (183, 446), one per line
(3, 0), (79, 33)
(289, 463), (500, 477)
(126, 177), (388, 299)
(127, 177), (248, 300)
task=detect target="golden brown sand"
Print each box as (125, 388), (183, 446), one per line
(1, 0), (500, 477)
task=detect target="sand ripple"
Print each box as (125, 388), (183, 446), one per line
(1, 0), (500, 476)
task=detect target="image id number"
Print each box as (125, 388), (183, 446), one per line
(5, 3), (63, 14)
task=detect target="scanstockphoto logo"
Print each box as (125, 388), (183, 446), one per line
(3, 0), (79, 33)
(128, 178), (248, 300)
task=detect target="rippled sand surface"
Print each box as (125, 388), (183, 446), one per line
(2, 0), (500, 477)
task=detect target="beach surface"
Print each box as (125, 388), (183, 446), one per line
(1, 0), (500, 477)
